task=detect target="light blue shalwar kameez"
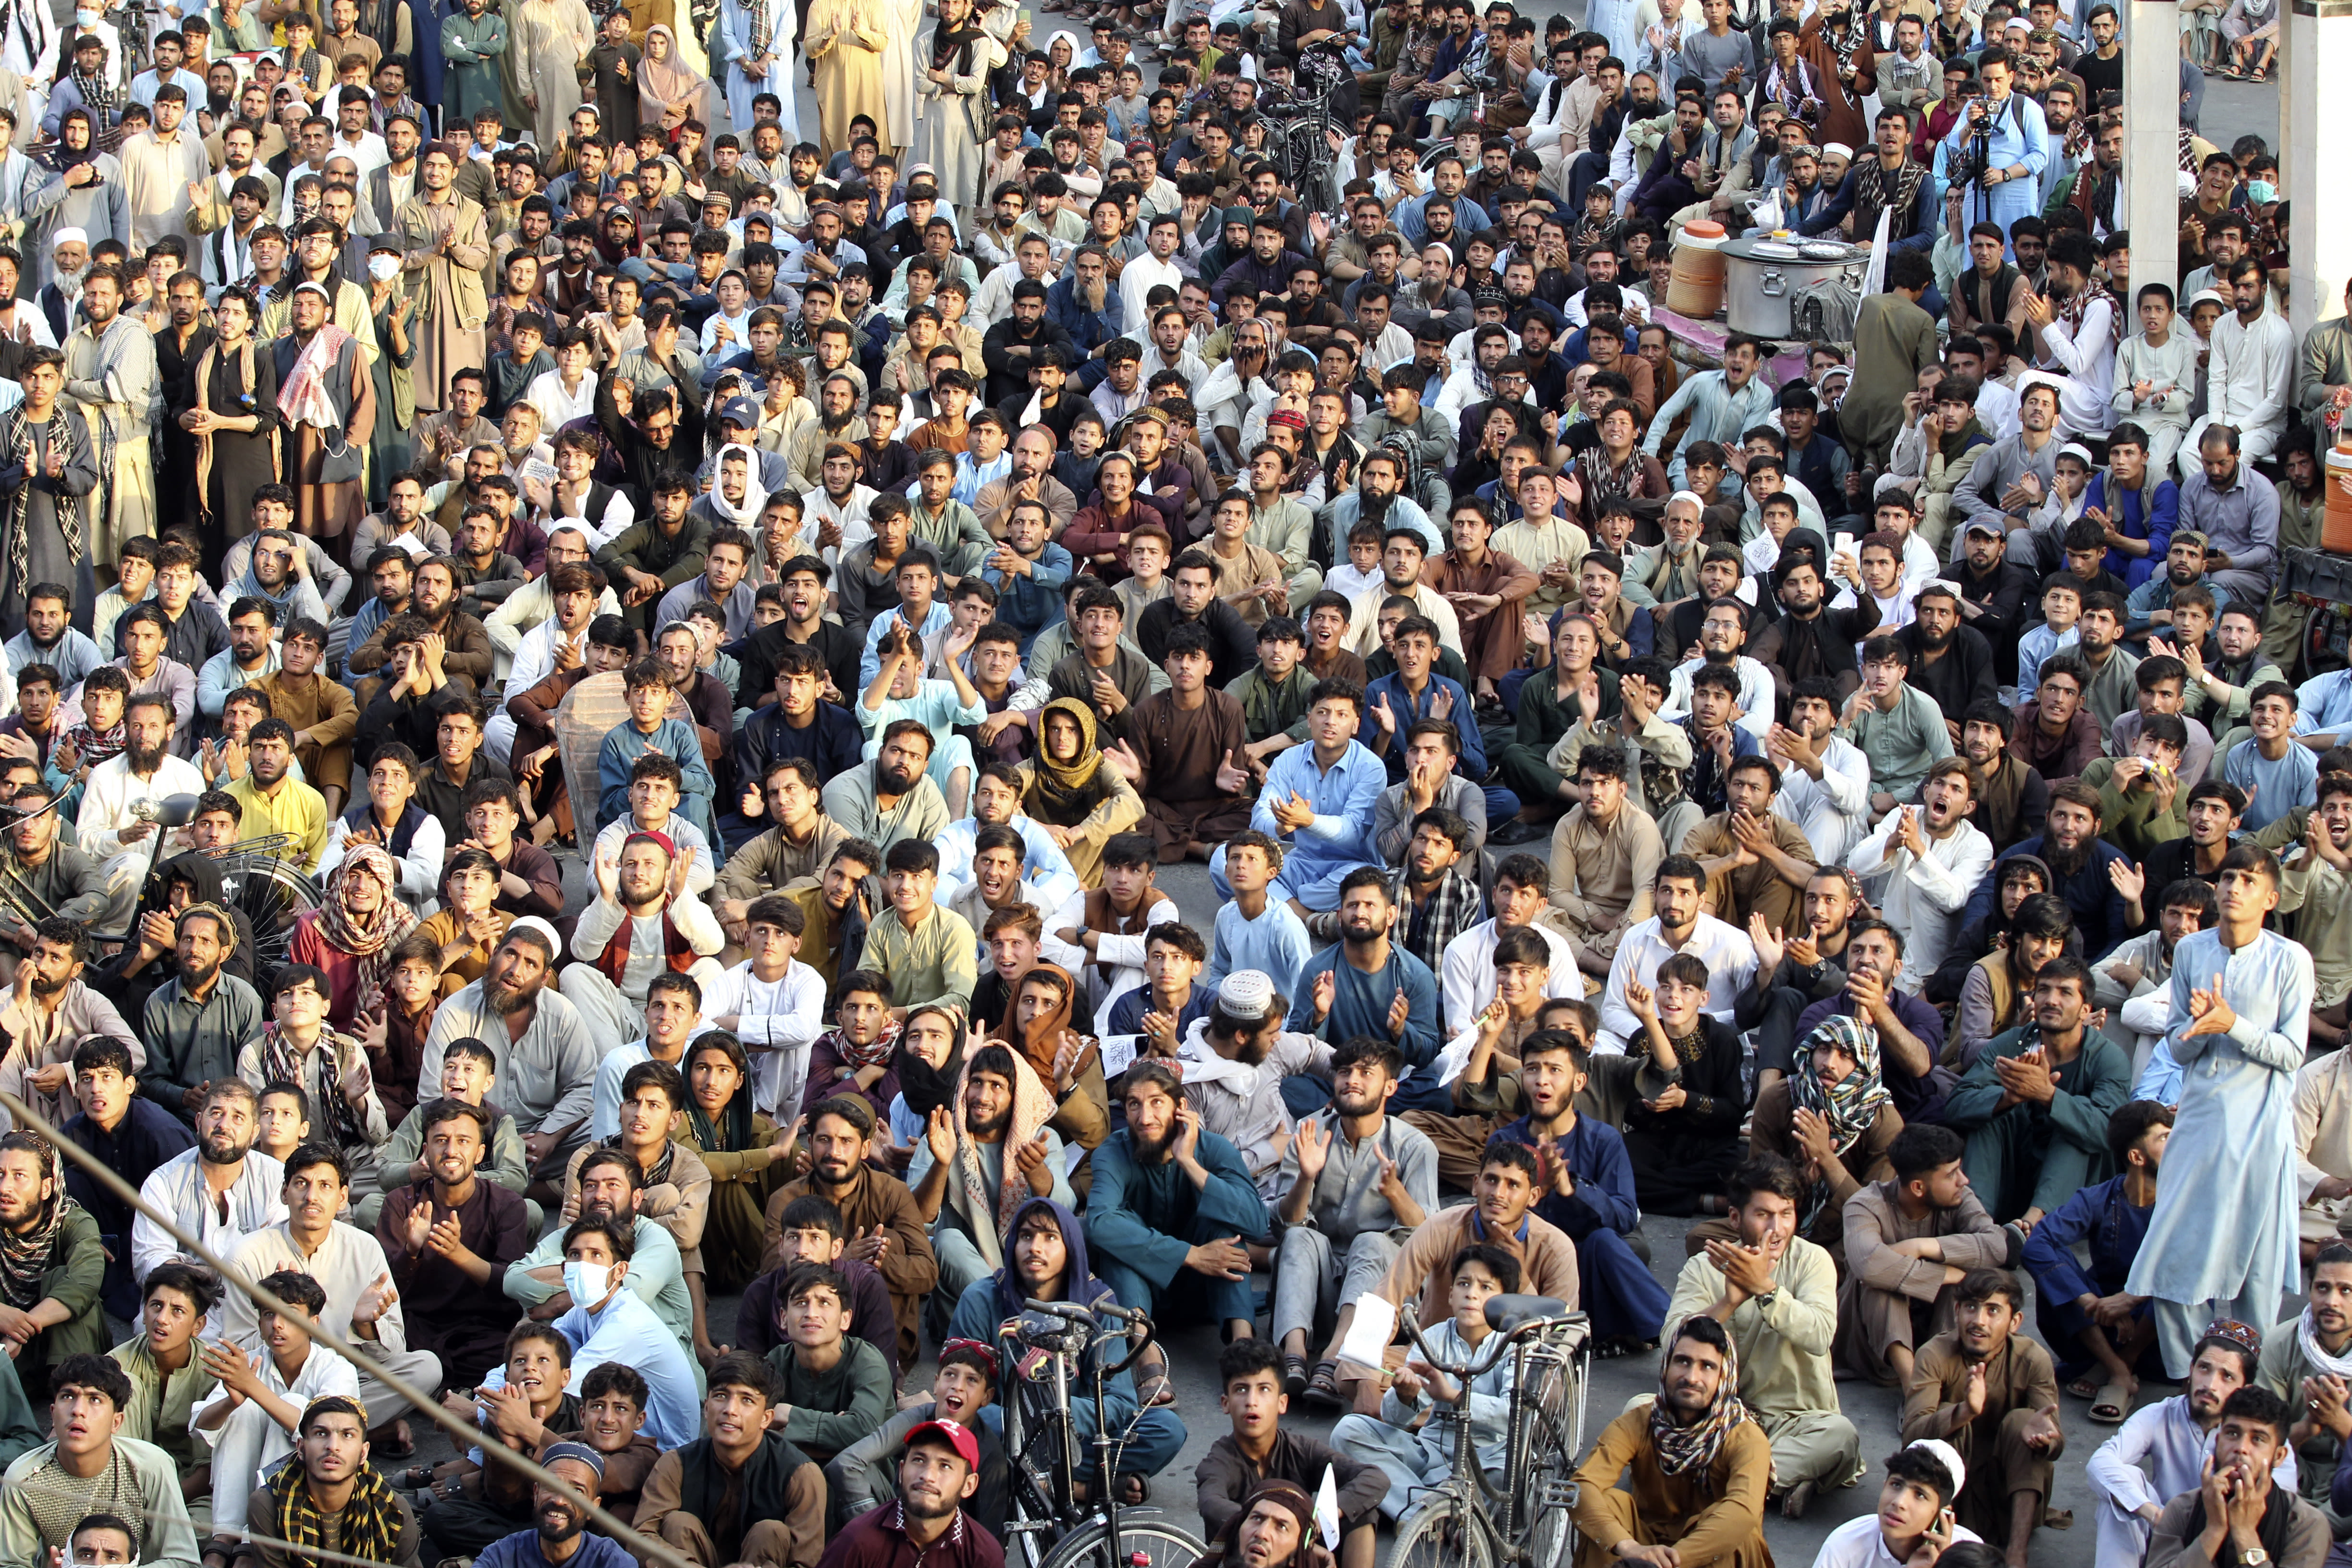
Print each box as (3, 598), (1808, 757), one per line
(1331, 1317), (1518, 1520)
(1936, 90), (2050, 249)
(2124, 924), (2312, 1378)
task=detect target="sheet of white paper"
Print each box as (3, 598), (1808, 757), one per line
(1333, 1292), (1396, 1378)
(1099, 1033), (1140, 1078)
(387, 529), (429, 557)
(1316, 1467), (1341, 1549)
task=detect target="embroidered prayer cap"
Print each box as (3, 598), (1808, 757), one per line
(178, 900), (240, 955)
(2202, 1319), (2264, 1358)
(623, 829), (678, 860)
(904, 1418), (981, 1467)
(1905, 1438), (1965, 1500)
(1216, 969), (1278, 1021)
(1822, 142), (1853, 160)
(1264, 409), (1307, 433)
(539, 1440), (607, 1478)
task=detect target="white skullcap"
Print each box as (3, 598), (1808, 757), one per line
(50, 227), (85, 250)
(1666, 489), (1708, 514)
(1905, 1438), (1966, 1501)
(1217, 970), (1278, 1021)
(508, 916), (562, 955)
(1821, 142), (1853, 160)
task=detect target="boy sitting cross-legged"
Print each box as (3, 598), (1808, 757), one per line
(1332, 1244), (1523, 1521)
(196, 1269), (361, 1545)
(1197, 1340), (1385, 1568)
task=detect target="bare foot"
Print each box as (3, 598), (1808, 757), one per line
(1779, 1481), (1816, 1519)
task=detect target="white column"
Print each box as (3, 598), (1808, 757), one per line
(2124, 0), (2179, 301)
(2287, 0), (2352, 339)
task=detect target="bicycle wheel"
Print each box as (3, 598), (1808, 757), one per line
(1036, 1516), (1208, 1568)
(1391, 1491), (1497, 1568)
(1515, 1355), (1580, 1568)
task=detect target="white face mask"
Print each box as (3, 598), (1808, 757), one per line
(74, 8), (98, 25)
(367, 254), (401, 281)
(562, 1261), (612, 1306)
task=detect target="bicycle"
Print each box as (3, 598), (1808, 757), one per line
(1385, 1293), (1593, 1568)
(996, 1297), (1209, 1568)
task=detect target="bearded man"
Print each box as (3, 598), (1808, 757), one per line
(418, 923), (601, 1202)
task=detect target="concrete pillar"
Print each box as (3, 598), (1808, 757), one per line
(2125, 0), (2179, 302)
(2287, 0), (2352, 339)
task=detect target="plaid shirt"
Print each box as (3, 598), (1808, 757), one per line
(1389, 863), (1485, 974)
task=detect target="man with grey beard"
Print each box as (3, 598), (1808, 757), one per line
(416, 920), (601, 1205)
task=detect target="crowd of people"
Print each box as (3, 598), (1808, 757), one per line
(0, 0), (2338, 1566)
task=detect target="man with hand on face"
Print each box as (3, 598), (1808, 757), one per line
(2083, 1319), (2287, 1567)
(1666, 1155), (1860, 1520)
(1569, 1315), (1775, 1567)
(2144, 1386), (2328, 1568)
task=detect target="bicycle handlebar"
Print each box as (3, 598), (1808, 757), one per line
(1395, 1301), (1587, 1384)
(1018, 1297), (1158, 1374)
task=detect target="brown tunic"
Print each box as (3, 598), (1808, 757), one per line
(1570, 1409), (1775, 1568)
(1900, 1332), (2064, 1539)
(1678, 812), (1821, 937)
(1125, 687), (1252, 855)
(1421, 547), (1541, 680)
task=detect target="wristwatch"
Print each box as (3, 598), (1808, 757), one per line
(2241, 1551), (2270, 1566)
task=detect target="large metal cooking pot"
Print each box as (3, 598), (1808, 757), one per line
(1717, 235), (1869, 339)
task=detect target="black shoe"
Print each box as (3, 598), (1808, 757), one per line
(1490, 817), (1550, 845)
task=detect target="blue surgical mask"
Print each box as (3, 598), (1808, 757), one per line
(2249, 180), (2277, 205)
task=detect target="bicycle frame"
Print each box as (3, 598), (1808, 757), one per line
(997, 1297), (1163, 1568)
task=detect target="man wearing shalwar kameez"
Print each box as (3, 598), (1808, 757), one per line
(1490, 1035), (1672, 1353)
(718, 0), (800, 145)
(61, 266), (156, 566)
(508, 0), (596, 155)
(1569, 1317), (1774, 1568)
(1935, 49), (2048, 250)
(394, 145), (488, 418)
(2019, 1102), (2165, 1393)
(805, 0), (888, 159)
(2085, 1320), (2294, 1567)
(0, 352), (98, 633)
(270, 283), (376, 555)
(1665, 1156), (1861, 1516)
(1899, 1270), (2065, 1553)
(2127, 843), (2312, 1380)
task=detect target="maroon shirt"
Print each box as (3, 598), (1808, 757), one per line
(815, 1503), (1004, 1568)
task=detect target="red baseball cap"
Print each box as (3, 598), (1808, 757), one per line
(904, 1418), (980, 1468)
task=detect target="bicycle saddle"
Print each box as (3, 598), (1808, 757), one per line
(1483, 1294), (1573, 1334)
